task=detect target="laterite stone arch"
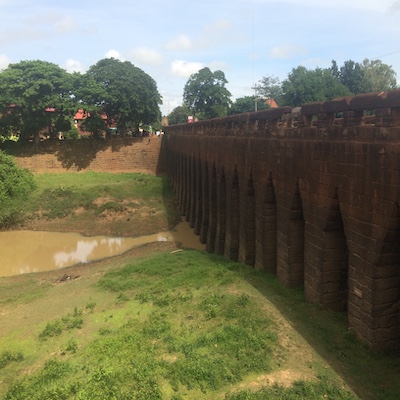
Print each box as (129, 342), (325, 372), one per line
(165, 89), (400, 351)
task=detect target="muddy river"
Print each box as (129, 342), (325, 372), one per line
(0, 220), (205, 277)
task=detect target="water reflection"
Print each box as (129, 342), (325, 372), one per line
(0, 220), (205, 277)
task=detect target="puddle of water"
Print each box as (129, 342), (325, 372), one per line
(0, 220), (205, 277)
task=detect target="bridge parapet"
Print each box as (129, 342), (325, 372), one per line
(165, 89), (400, 352)
(167, 89), (400, 141)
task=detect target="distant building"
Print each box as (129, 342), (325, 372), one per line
(73, 108), (109, 136)
(265, 98), (278, 108)
(161, 115), (169, 126)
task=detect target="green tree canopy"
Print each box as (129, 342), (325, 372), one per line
(86, 58), (162, 133)
(183, 67), (232, 120)
(0, 60), (76, 143)
(336, 60), (367, 95)
(330, 59), (397, 95)
(229, 96), (269, 115)
(257, 75), (284, 106)
(71, 72), (110, 137)
(281, 66), (351, 106)
(0, 151), (36, 227)
(167, 105), (192, 125)
(361, 58), (397, 92)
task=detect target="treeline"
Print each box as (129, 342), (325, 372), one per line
(168, 59), (398, 124)
(258, 59), (397, 108)
(0, 58), (162, 144)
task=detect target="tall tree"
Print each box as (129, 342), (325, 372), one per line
(72, 72), (110, 137)
(337, 60), (367, 95)
(257, 75), (283, 106)
(86, 58), (162, 134)
(361, 58), (397, 92)
(330, 60), (340, 79)
(167, 105), (192, 125)
(0, 60), (75, 143)
(281, 66), (350, 106)
(229, 96), (269, 115)
(183, 67), (232, 120)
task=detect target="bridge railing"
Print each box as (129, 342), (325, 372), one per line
(166, 89), (400, 139)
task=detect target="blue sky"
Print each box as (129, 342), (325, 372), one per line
(1, 0), (400, 116)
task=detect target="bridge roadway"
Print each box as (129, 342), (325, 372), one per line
(164, 89), (400, 351)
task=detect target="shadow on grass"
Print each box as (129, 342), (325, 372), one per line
(238, 269), (400, 400)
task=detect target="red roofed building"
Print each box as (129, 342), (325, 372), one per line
(73, 108), (108, 136)
(265, 98), (279, 108)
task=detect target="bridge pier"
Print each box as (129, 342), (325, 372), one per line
(214, 169), (227, 255)
(303, 187), (349, 311)
(238, 171), (256, 266)
(276, 181), (305, 288)
(224, 170), (240, 261)
(165, 90), (400, 351)
(254, 174), (277, 273)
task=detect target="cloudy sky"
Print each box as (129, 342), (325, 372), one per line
(1, 0), (400, 115)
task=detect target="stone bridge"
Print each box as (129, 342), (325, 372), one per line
(164, 90), (400, 351)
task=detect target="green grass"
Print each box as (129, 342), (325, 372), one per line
(0, 250), (368, 400)
(224, 377), (356, 400)
(25, 172), (175, 219)
(0, 277), (51, 306)
(2, 170), (399, 399)
(30, 171), (173, 201)
(18, 171), (181, 237)
(38, 307), (84, 342)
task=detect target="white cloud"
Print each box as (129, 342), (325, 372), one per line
(209, 60), (228, 71)
(268, 44), (308, 59)
(0, 0), (21, 6)
(170, 60), (204, 78)
(25, 12), (79, 35)
(105, 49), (124, 60)
(53, 15), (79, 34)
(204, 19), (232, 35)
(129, 47), (163, 67)
(165, 35), (193, 51)
(248, 0), (394, 13)
(0, 11), (87, 46)
(64, 58), (85, 73)
(0, 54), (10, 70)
(389, 0), (400, 13)
(198, 19), (238, 49)
(301, 57), (331, 68)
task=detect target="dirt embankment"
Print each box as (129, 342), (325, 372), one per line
(18, 201), (175, 238)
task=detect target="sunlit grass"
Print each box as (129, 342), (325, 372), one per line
(21, 172), (180, 228)
(0, 251), (360, 400)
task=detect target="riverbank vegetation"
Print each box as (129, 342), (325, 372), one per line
(17, 171), (180, 237)
(1, 171), (400, 399)
(1, 247), (400, 399)
(0, 151), (35, 228)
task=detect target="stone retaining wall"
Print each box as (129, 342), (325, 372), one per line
(11, 137), (165, 175)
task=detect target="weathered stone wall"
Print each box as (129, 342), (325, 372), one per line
(164, 89), (400, 351)
(11, 137), (166, 175)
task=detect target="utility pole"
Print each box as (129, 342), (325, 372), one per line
(251, 84), (259, 112)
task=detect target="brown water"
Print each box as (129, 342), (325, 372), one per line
(0, 220), (205, 277)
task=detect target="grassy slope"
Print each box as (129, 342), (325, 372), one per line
(0, 172), (399, 399)
(1, 249), (359, 400)
(19, 172), (180, 236)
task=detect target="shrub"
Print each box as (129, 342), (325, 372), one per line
(0, 351), (24, 369)
(0, 151), (36, 227)
(39, 320), (63, 341)
(62, 124), (79, 140)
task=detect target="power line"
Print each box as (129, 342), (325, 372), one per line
(372, 50), (400, 59)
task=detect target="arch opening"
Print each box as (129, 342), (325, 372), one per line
(239, 171), (256, 266)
